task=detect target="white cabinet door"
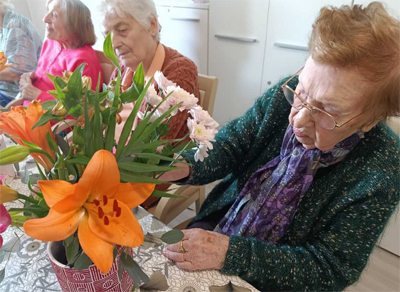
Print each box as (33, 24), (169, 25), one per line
(209, 0), (269, 124)
(261, 0), (349, 91)
(157, 6), (209, 74)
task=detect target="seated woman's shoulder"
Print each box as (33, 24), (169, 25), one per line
(163, 45), (198, 70)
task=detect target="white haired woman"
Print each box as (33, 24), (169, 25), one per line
(18, 0), (103, 104)
(162, 2), (400, 291)
(101, 0), (200, 208)
(0, 0), (42, 106)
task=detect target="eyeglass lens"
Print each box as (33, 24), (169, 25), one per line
(282, 85), (336, 130)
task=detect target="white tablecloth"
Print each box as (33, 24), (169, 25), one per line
(0, 179), (258, 292)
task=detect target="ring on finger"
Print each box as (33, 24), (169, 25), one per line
(178, 240), (187, 253)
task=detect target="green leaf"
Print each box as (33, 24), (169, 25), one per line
(128, 152), (176, 162)
(65, 64), (85, 110)
(120, 171), (163, 184)
(73, 252), (93, 270)
(104, 74), (121, 151)
(151, 189), (181, 198)
(133, 63), (145, 92)
(160, 229), (184, 244)
(33, 110), (60, 128)
(130, 103), (179, 144)
(46, 132), (58, 153)
(91, 92), (104, 152)
(116, 79), (152, 158)
(118, 162), (175, 173)
(66, 155), (90, 166)
(47, 74), (66, 101)
(103, 33), (120, 70)
(65, 236), (80, 266)
(120, 253), (149, 287)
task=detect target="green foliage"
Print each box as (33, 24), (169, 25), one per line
(120, 251), (150, 287)
(160, 229), (184, 244)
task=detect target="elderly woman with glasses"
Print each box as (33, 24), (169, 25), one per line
(18, 0), (103, 104)
(162, 2), (400, 291)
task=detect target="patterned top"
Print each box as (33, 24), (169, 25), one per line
(182, 80), (400, 291)
(0, 9), (42, 99)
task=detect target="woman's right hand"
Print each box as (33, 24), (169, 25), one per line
(159, 162), (190, 182)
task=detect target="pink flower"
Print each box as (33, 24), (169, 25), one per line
(0, 204), (11, 248)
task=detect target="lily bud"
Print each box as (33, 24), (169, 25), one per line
(0, 145), (30, 165)
(82, 76), (92, 90)
(51, 101), (67, 116)
(0, 186), (18, 203)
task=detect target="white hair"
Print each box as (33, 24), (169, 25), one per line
(0, 0), (14, 12)
(100, 0), (160, 40)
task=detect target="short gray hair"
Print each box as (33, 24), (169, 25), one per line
(0, 0), (14, 12)
(100, 0), (160, 41)
(50, 0), (96, 47)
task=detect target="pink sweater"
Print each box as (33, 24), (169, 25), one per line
(33, 39), (103, 102)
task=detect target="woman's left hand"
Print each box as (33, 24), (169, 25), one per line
(20, 84), (41, 100)
(163, 228), (229, 271)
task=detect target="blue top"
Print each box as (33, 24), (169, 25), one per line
(0, 9), (42, 99)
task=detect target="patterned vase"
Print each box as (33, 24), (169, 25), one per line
(47, 241), (134, 292)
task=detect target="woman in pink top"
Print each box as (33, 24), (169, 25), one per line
(19, 0), (103, 103)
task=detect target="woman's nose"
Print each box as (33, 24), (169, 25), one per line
(292, 107), (314, 128)
(43, 13), (50, 23)
(110, 32), (121, 49)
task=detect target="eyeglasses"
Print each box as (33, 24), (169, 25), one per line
(281, 68), (363, 130)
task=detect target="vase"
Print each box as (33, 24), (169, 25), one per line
(47, 241), (134, 292)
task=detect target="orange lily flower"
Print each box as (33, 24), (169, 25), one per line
(23, 150), (155, 273)
(0, 101), (55, 171)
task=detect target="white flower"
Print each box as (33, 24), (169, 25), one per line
(194, 144), (209, 162)
(145, 86), (162, 107)
(189, 106), (219, 128)
(165, 85), (199, 111)
(154, 71), (176, 93)
(187, 119), (216, 149)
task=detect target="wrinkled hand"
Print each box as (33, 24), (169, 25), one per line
(19, 72), (34, 88)
(163, 228), (229, 271)
(158, 162), (190, 182)
(19, 83), (41, 100)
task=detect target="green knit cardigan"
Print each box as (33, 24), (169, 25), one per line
(182, 81), (400, 291)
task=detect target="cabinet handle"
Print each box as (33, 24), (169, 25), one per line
(171, 17), (200, 22)
(274, 42), (308, 51)
(214, 34), (258, 43)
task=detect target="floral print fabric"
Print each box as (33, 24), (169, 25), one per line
(215, 125), (362, 242)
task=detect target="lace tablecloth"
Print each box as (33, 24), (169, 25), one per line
(0, 179), (258, 292)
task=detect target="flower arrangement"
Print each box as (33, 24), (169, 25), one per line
(0, 34), (218, 284)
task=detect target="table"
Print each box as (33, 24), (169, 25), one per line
(0, 179), (258, 292)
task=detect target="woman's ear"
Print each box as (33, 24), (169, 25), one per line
(360, 119), (380, 132)
(149, 16), (159, 38)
